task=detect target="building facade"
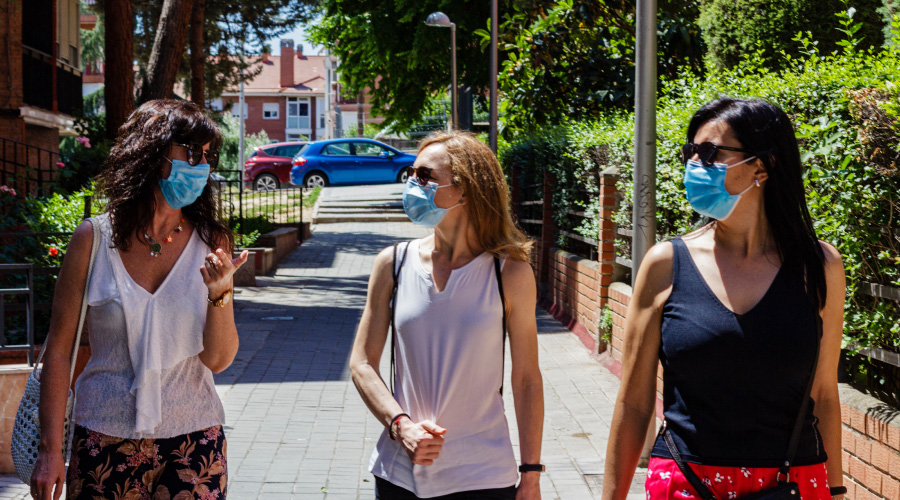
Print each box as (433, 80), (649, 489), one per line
(0, 0), (81, 150)
(215, 40), (381, 143)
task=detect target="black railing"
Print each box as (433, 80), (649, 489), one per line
(0, 264), (36, 366)
(216, 169), (305, 232)
(0, 136), (99, 196)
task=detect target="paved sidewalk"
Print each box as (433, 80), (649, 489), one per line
(216, 219), (645, 499)
(1, 214), (644, 499)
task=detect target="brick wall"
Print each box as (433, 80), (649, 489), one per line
(839, 385), (900, 499)
(546, 248), (601, 347)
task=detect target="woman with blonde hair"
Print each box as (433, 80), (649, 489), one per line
(351, 131), (545, 499)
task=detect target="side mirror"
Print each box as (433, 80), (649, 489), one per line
(378, 150), (391, 158)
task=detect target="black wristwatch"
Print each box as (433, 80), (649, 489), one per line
(829, 486), (847, 497)
(519, 464), (545, 473)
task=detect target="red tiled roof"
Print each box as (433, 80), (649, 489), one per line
(221, 55), (328, 96)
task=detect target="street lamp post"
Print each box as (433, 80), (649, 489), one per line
(489, 0), (498, 153)
(425, 12), (457, 130)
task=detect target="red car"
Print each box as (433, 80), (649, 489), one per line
(244, 141), (307, 190)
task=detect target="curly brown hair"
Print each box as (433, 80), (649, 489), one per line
(98, 99), (232, 252)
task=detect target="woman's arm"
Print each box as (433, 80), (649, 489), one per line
(503, 259), (544, 499)
(198, 242), (249, 373)
(350, 246), (446, 465)
(602, 242), (674, 500)
(811, 242), (847, 496)
(32, 220), (95, 500)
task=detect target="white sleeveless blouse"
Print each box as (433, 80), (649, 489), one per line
(73, 213), (225, 438)
(369, 240), (518, 497)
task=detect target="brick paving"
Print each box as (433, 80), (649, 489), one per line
(1, 189), (644, 499)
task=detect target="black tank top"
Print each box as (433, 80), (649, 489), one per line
(650, 237), (827, 467)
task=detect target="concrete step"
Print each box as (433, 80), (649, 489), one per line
(317, 202), (402, 209)
(317, 207), (404, 214)
(313, 213), (410, 223)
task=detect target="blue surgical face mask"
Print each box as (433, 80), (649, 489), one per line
(402, 177), (461, 227)
(683, 156), (757, 220)
(159, 158), (210, 209)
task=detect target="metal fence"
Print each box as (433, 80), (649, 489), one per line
(215, 169), (305, 231)
(0, 264), (36, 366)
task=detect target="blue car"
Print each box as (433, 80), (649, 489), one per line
(290, 138), (417, 188)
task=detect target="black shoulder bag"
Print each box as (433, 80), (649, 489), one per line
(663, 303), (823, 500)
(389, 242), (507, 394)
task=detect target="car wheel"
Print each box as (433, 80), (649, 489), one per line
(397, 168), (409, 183)
(304, 171), (328, 188)
(254, 173), (279, 191)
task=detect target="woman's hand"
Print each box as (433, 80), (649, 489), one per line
(516, 473), (541, 500)
(30, 449), (66, 500)
(396, 417), (447, 466)
(201, 248), (249, 298)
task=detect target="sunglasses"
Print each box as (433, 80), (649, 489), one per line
(173, 142), (220, 171)
(681, 142), (750, 166)
(406, 166), (434, 186)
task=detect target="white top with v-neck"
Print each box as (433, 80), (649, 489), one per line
(73, 213), (224, 438)
(369, 239), (518, 497)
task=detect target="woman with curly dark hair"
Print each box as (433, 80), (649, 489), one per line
(30, 99), (248, 500)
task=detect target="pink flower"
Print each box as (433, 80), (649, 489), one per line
(56, 161), (65, 168)
(0, 185), (12, 196)
(76, 136), (92, 148)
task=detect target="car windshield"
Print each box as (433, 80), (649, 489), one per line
(297, 144), (311, 157)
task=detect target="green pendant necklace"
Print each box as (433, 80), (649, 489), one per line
(144, 219), (184, 257)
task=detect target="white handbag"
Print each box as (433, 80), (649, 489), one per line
(10, 217), (99, 484)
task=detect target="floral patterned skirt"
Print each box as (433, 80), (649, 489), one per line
(66, 425), (227, 500)
(646, 457), (830, 500)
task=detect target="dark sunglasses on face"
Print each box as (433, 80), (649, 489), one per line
(681, 141), (751, 166)
(406, 166), (434, 186)
(173, 142), (219, 171)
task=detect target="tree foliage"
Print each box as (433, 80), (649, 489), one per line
(698, 0), (884, 70)
(488, 0), (703, 133)
(308, 0), (518, 132)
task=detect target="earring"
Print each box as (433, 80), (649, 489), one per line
(754, 179), (760, 187)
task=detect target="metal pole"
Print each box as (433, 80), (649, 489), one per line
(325, 52), (332, 140)
(634, 0), (658, 467)
(450, 23), (458, 130)
(239, 68), (245, 194)
(489, 0), (498, 153)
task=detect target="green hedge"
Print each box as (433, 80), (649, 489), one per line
(500, 40), (900, 355)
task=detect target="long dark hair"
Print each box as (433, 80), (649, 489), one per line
(99, 99), (231, 252)
(687, 97), (826, 307)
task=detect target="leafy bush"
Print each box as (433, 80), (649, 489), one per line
(500, 34), (900, 358)
(0, 185), (102, 343)
(699, 0), (884, 70)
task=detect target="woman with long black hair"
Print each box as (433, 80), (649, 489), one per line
(602, 98), (846, 500)
(30, 99), (248, 500)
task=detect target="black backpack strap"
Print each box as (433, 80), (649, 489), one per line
(390, 242), (409, 394)
(494, 256), (507, 395)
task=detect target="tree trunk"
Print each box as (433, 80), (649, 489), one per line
(137, 0), (194, 105)
(189, 0), (205, 108)
(104, 0), (134, 140)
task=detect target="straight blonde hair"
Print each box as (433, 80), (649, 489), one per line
(418, 131), (533, 263)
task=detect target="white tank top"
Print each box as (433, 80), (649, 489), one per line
(73, 213), (225, 438)
(368, 240), (518, 497)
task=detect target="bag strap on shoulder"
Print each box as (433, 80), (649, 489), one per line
(34, 217), (100, 383)
(389, 241), (409, 394)
(494, 256), (507, 395)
